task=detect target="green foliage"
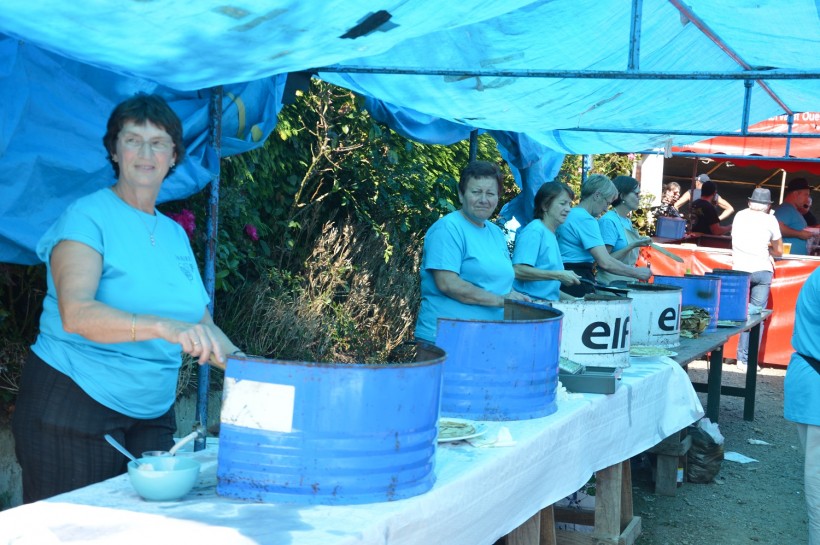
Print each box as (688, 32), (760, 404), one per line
(164, 81), (508, 297)
(0, 264), (46, 406)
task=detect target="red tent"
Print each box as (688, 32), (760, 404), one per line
(674, 113), (820, 174)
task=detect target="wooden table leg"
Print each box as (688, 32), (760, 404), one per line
(540, 505), (557, 545)
(507, 510), (541, 545)
(620, 460), (633, 528)
(554, 460), (641, 545)
(706, 346), (724, 422)
(593, 463), (622, 540)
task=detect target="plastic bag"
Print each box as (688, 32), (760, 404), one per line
(687, 418), (724, 483)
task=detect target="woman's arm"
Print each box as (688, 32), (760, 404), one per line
(589, 245), (652, 281)
(673, 191), (691, 210)
(52, 240), (238, 365)
(606, 236), (651, 261)
(432, 270), (530, 307)
(716, 196), (735, 221)
(513, 264), (581, 286)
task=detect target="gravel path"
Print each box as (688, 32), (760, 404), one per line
(633, 360), (809, 545)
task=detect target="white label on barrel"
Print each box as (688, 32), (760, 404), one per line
(221, 378), (295, 432)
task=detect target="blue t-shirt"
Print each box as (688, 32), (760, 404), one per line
(774, 203), (808, 255)
(512, 219), (563, 301)
(784, 267), (820, 426)
(415, 211), (514, 343)
(598, 210), (630, 253)
(556, 207), (604, 264)
(597, 210), (640, 285)
(32, 188), (209, 419)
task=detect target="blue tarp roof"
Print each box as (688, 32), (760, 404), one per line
(1, 0), (819, 263)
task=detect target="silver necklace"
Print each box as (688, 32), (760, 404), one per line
(136, 211), (159, 246)
(113, 186), (159, 246)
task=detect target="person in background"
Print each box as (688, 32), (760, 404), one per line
(512, 182), (581, 301)
(12, 94), (241, 503)
(674, 173), (734, 221)
(802, 196), (817, 227)
(651, 181), (685, 219)
(556, 174), (652, 297)
(784, 267), (820, 545)
(774, 177), (814, 255)
(414, 161), (530, 343)
(596, 175), (652, 285)
(690, 180), (732, 236)
(730, 188), (782, 372)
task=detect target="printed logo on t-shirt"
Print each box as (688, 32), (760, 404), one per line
(177, 255), (196, 282)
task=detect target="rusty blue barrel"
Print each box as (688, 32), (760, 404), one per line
(435, 301), (563, 421)
(216, 342), (445, 505)
(653, 274), (722, 332)
(709, 269), (751, 321)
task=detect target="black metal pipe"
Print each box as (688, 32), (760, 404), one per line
(196, 85), (223, 452)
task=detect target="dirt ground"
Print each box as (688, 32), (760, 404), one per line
(632, 360), (809, 545)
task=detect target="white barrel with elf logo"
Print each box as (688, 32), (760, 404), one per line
(625, 283), (682, 348)
(551, 295), (633, 369)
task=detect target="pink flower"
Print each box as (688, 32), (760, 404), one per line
(244, 224), (259, 242)
(628, 153), (636, 161)
(170, 209), (196, 240)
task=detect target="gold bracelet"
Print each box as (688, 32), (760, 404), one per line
(130, 313), (137, 342)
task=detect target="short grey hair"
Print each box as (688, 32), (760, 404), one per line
(580, 174), (617, 201)
(748, 202), (770, 212)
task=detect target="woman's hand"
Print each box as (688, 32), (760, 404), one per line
(505, 290), (532, 303)
(633, 266), (652, 282)
(160, 309), (240, 367)
(556, 270), (582, 286)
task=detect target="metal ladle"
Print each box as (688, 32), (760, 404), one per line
(104, 433), (143, 467)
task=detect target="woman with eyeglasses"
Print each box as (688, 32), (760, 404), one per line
(12, 93), (240, 503)
(596, 175), (653, 286)
(556, 174), (652, 297)
(511, 181), (581, 301)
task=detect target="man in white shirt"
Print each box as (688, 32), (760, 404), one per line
(731, 188), (783, 371)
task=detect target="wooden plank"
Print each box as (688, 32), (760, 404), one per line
(554, 507), (595, 526)
(620, 461), (632, 528)
(507, 511), (541, 545)
(593, 463), (622, 540)
(655, 454), (679, 496)
(555, 528), (598, 545)
(540, 505), (557, 545)
(619, 516), (642, 545)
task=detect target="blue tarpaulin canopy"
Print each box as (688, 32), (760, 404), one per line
(1, 0), (819, 263)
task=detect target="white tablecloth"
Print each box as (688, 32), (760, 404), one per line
(0, 358), (703, 545)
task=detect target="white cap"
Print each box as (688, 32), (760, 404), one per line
(697, 174), (710, 183)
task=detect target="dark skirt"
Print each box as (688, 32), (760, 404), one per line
(12, 351), (176, 503)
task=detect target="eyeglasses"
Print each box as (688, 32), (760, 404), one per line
(120, 135), (174, 154)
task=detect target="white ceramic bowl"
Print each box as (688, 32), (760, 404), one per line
(127, 456), (201, 501)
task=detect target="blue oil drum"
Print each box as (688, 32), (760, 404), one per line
(216, 342), (445, 505)
(709, 269), (751, 322)
(653, 274), (722, 332)
(435, 300), (563, 421)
